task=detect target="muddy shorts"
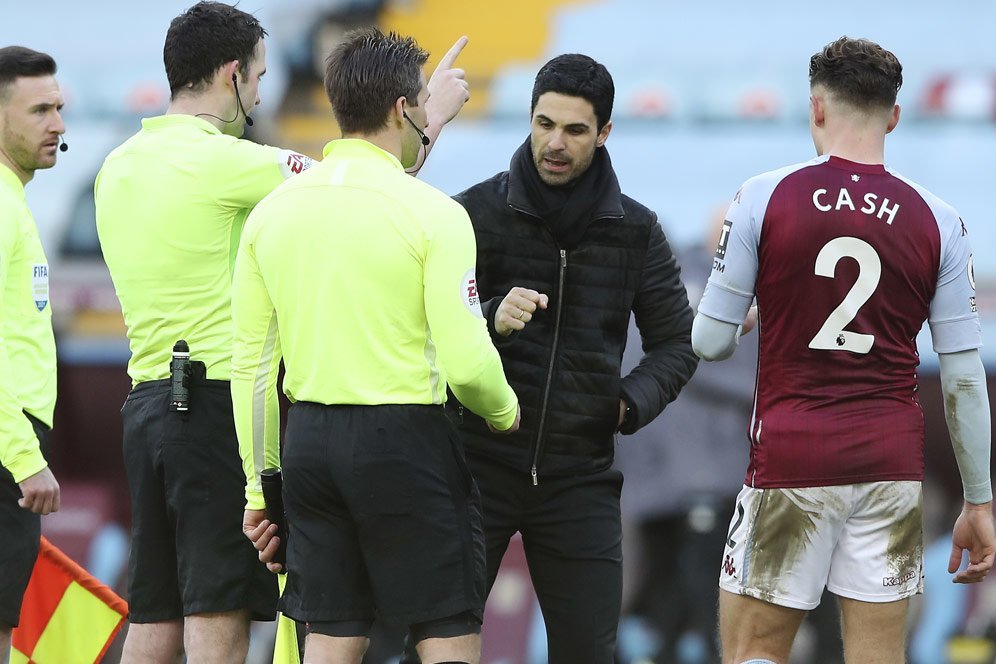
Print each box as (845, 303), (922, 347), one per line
(719, 481), (923, 609)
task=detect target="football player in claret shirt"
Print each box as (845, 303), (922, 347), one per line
(693, 36), (994, 664)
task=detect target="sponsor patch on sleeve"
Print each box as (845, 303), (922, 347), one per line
(278, 150), (316, 178)
(32, 263), (49, 311)
(715, 219), (733, 260)
(461, 269), (483, 318)
(968, 254), (976, 291)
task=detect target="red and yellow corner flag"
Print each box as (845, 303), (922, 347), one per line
(10, 536), (128, 664)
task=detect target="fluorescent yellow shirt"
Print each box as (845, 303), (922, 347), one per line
(232, 139), (518, 508)
(0, 163), (56, 482)
(94, 114), (314, 384)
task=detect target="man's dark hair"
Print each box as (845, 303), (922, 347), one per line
(0, 46), (56, 102)
(324, 28), (428, 135)
(531, 54), (614, 130)
(164, 1), (266, 98)
(809, 37), (903, 112)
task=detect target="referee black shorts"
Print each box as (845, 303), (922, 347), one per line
(0, 412), (49, 627)
(280, 403), (486, 629)
(121, 378), (277, 623)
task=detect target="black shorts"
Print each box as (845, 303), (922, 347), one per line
(280, 403), (486, 628)
(121, 378), (277, 622)
(0, 412), (49, 627)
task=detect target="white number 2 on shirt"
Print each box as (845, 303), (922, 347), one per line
(808, 237), (881, 354)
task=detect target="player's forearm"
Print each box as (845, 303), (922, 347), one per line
(232, 372), (281, 510)
(0, 374), (47, 483)
(231, 313), (282, 509)
(691, 312), (741, 361)
(939, 350), (992, 504)
(449, 360), (519, 431)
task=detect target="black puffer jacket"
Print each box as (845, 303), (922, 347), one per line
(453, 168), (698, 481)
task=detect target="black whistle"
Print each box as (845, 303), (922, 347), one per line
(260, 467), (288, 570)
(169, 340), (191, 412)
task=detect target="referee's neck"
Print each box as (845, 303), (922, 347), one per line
(166, 91), (235, 134)
(341, 129), (402, 163)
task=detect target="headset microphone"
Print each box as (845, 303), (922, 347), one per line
(58, 136), (69, 152)
(232, 73), (253, 127)
(403, 111), (430, 146)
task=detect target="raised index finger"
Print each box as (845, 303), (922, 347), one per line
(436, 36), (468, 72)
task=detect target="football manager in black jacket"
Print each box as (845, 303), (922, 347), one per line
(451, 53), (697, 663)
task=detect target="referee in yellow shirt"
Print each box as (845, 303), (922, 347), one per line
(93, 4), (315, 661)
(0, 46), (64, 655)
(236, 29), (518, 664)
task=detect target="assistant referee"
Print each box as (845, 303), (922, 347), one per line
(93, 4), (314, 661)
(234, 29), (518, 664)
(0, 46), (64, 656)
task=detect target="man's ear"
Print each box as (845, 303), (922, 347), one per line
(224, 60), (240, 85)
(394, 95), (408, 127)
(810, 94), (826, 128)
(595, 120), (613, 148)
(886, 103), (901, 134)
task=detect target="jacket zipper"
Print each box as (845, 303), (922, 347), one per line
(529, 248), (568, 485)
(504, 202), (620, 486)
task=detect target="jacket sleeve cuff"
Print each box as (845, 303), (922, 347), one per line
(9, 448), (48, 484)
(245, 489), (266, 512)
(483, 296), (519, 346)
(617, 387), (641, 435)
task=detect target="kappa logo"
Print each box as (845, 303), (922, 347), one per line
(722, 554), (737, 577)
(882, 570), (916, 587)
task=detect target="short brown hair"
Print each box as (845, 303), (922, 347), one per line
(0, 46), (56, 102)
(809, 37), (903, 111)
(164, 2), (266, 98)
(324, 28), (428, 135)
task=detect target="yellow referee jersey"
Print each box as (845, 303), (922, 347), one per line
(0, 163), (56, 482)
(232, 139), (518, 509)
(94, 114), (314, 385)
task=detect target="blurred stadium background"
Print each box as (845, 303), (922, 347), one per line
(3, 1), (995, 662)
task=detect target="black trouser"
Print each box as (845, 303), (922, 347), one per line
(0, 412), (50, 627)
(402, 454), (624, 664)
(121, 378), (277, 622)
(473, 454), (623, 664)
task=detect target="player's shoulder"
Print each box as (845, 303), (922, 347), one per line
(0, 188), (23, 242)
(737, 156), (827, 203)
(884, 167), (961, 228)
(99, 128), (146, 166)
(245, 157), (335, 221)
(403, 172), (468, 219)
(245, 169), (302, 218)
(0, 170), (30, 221)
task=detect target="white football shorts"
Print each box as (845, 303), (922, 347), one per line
(718, 481), (923, 610)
